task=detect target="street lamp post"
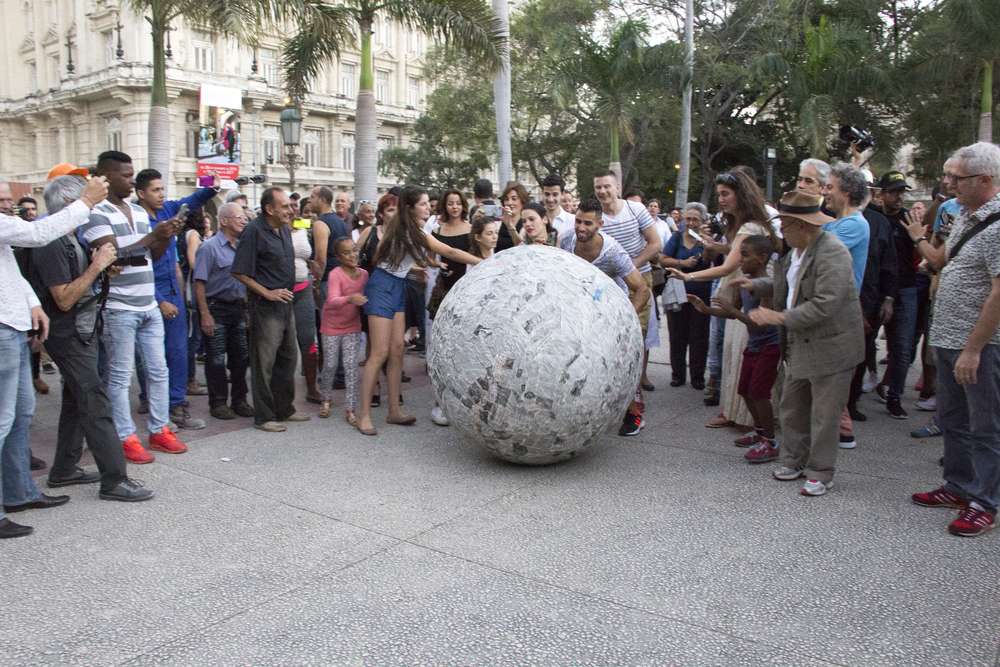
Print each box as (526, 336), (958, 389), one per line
(765, 147), (777, 202)
(279, 106), (303, 194)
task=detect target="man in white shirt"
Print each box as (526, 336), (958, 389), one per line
(540, 174), (576, 244)
(0, 174), (108, 539)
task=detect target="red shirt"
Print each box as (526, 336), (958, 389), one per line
(321, 267), (368, 335)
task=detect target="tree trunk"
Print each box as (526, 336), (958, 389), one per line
(354, 16), (378, 202)
(674, 0), (694, 207)
(148, 20), (171, 186)
(979, 59), (993, 143)
(492, 0), (512, 186)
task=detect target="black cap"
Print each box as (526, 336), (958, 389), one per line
(876, 171), (912, 191)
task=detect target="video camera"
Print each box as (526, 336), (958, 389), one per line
(840, 125), (875, 152)
(111, 244), (148, 268)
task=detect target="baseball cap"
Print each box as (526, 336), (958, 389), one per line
(876, 171), (911, 192)
(47, 163), (89, 180)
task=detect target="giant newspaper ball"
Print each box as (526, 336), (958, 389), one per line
(428, 244), (644, 465)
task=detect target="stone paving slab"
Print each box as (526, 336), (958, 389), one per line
(5, 340), (999, 666)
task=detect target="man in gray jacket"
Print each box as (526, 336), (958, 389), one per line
(740, 190), (865, 496)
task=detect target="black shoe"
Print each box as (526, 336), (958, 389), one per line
(848, 406), (867, 422)
(0, 518), (33, 539)
(4, 493), (70, 513)
(231, 402), (255, 418)
(703, 392), (720, 407)
(887, 398), (908, 420)
(371, 395), (381, 408)
(47, 467), (101, 488)
(211, 405), (237, 420)
(30, 454), (46, 471)
(669, 378), (684, 387)
(333, 379), (346, 390)
(691, 380), (705, 391)
(641, 381), (656, 391)
(874, 384), (888, 404)
(42, 361), (57, 375)
(401, 373), (412, 383)
(100, 478), (154, 502)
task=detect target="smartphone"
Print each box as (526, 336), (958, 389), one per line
(688, 227), (703, 242)
(175, 203), (190, 221)
(197, 175), (214, 187)
(481, 203), (503, 218)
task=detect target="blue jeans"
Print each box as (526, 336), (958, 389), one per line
(102, 308), (170, 440)
(937, 345), (1000, 512)
(137, 295), (188, 408)
(0, 326), (42, 517)
(887, 286), (918, 400)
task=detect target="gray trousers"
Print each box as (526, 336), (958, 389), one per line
(937, 345), (1000, 512)
(248, 296), (298, 424)
(778, 365), (854, 483)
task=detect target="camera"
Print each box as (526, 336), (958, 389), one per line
(112, 245), (148, 268)
(840, 125), (875, 152)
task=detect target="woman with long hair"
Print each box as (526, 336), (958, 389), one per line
(496, 181), (529, 252)
(469, 217), (500, 259)
(667, 170), (777, 430)
(356, 186), (480, 436)
(179, 208), (211, 394)
(520, 202), (558, 246)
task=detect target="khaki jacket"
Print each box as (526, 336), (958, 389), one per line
(753, 231), (865, 379)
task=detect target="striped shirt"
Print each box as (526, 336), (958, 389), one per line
(601, 199), (656, 273)
(79, 200), (157, 311)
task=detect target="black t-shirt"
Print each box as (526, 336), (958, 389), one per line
(231, 218), (295, 291)
(29, 235), (97, 338)
(875, 205), (916, 292)
(320, 212), (351, 281)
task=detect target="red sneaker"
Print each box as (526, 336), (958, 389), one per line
(149, 426), (188, 454)
(734, 431), (759, 447)
(122, 434), (155, 464)
(911, 486), (967, 509)
(744, 439), (779, 464)
(948, 506), (996, 537)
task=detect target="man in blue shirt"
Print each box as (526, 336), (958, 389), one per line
(824, 163), (871, 289)
(135, 169), (220, 430)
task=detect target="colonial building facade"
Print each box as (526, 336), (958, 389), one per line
(0, 0), (430, 203)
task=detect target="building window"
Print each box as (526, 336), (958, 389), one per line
(103, 31), (115, 65)
(259, 47), (281, 86)
(375, 69), (390, 103)
(407, 77), (420, 107)
(377, 136), (395, 171)
(193, 39), (215, 73)
(303, 129), (321, 167)
(340, 62), (355, 97)
(48, 53), (60, 87)
(263, 125), (280, 164)
(376, 18), (393, 49)
(407, 30), (423, 54)
(340, 133), (354, 170)
(27, 60), (37, 92)
(105, 116), (122, 151)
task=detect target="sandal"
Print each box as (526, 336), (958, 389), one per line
(345, 411), (358, 427)
(386, 414), (417, 426)
(706, 413), (734, 428)
(319, 401), (331, 419)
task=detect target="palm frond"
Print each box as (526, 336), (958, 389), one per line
(281, 3), (357, 103)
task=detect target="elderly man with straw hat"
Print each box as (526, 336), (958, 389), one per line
(737, 190), (865, 496)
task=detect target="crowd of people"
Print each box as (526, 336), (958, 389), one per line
(0, 138), (998, 540)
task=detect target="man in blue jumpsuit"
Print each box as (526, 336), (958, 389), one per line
(135, 169), (220, 429)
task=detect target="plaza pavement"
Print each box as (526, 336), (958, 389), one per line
(4, 342), (999, 666)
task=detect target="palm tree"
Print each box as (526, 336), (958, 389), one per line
(556, 19), (679, 184)
(944, 0), (999, 141)
(674, 0), (694, 207)
(491, 0), (512, 186)
(282, 0), (507, 203)
(124, 0), (345, 183)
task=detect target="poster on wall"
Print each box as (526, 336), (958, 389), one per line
(197, 84), (243, 174)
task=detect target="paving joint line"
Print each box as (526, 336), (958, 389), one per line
(397, 538), (848, 667)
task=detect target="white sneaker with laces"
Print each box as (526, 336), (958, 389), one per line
(862, 371), (879, 394)
(800, 479), (833, 496)
(839, 434), (858, 450)
(773, 466), (804, 481)
(915, 396), (937, 412)
(430, 405), (450, 427)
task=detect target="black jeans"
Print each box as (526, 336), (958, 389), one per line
(46, 332), (128, 491)
(248, 296), (298, 424)
(404, 277), (426, 342)
(666, 303), (710, 384)
(205, 300), (250, 409)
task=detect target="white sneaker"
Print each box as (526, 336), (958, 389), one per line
(773, 466), (804, 481)
(839, 434), (857, 450)
(862, 371), (879, 393)
(915, 396), (937, 412)
(800, 479), (833, 496)
(430, 405), (450, 427)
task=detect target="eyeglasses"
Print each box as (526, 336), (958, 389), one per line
(943, 173), (983, 183)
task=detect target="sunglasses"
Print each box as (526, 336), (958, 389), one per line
(715, 172), (738, 186)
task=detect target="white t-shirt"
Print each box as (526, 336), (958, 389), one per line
(785, 247), (805, 310)
(549, 208), (576, 245)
